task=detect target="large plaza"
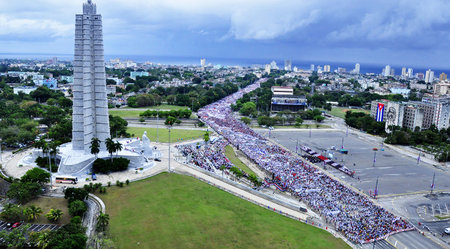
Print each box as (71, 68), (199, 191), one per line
(262, 129), (450, 196)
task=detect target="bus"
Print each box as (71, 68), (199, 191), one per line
(55, 176), (78, 184)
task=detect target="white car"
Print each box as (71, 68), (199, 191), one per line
(445, 228), (450, 235)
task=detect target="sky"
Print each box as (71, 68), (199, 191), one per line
(1, 0), (450, 68)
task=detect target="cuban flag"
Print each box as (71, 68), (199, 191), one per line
(376, 103), (384, 122)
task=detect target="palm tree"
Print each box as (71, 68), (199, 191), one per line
(96, 212), (110, 232)
(114, 141), (122, 157)
(45, 209), (63, 222)
(105, 138), (116, 162)
(90, 137), (101, 159)
(23, 205), (43, 221)
(49, 141), (59, 172)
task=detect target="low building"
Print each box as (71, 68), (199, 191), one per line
(13, 86), (37, 95)
(271, 95), (307, 112)
(130, 71), (149, 80)
(271, 86), (294, 96)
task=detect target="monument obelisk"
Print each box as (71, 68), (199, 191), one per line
(72, 0), (110, 153)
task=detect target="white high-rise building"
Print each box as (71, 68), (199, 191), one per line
(401, 67), (407, 77)
(383, 65), (391, 77)
(354, 63), (360, 74)
(264, 64), (271, 75)
(284, 60), (292, 71)
(200, 58), (206, 67)
(270, 61), (278, 70)
(310, 64), (315, 71)
(323, 65), (331, 72)
(408, 68), (414, 78)
(425, 69), (434, 83)
(73, 0), (110, 152)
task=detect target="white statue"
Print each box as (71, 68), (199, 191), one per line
(141, 131), (153, 157)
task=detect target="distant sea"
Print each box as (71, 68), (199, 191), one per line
(1, 52), (450, 76)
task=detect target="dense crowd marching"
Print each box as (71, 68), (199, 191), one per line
(180, 79), (413, 244)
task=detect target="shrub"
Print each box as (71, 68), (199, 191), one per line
(92, 158), (130, 174)
(125, 179), (130, 185)
(64, 188), (88, 203)
(107, 181), (111, 187)
(69, 200), (87, 217)
(116, 180), (120, 186)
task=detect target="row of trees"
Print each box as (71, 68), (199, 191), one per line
(139, 109), (192, 119)
(385, 125), (450, 162)
(345, 111), (386, 136)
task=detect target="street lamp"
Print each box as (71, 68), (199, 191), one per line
(372, 151), (377, 167)
(168, 127), (171, 172)
(156, 110), (159, 143)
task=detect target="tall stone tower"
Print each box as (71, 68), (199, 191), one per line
(72, 0), (110, 152)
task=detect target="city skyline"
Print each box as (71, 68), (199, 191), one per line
(2, 1), (450, 68)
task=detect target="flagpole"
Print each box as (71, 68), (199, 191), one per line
(430, 173), (435, 195)
(374, 176), (379, 199)
(417, 153), (421, 165)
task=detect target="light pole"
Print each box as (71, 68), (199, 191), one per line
(374, 176), (379, 199)
(372, 151), (377, 167)
(168, 127), (171, 172)
(156, 110), (159, 143)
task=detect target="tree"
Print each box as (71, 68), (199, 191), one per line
(96, 212), (110, 232)
(165, 116), (178, 126)
(0, 204), (23, 222)
(7, 181), (43, 204)
(203, 132), (210, 144)
(46, 209), (63, 222)
(90, 137), (101, 159)
(313, 115), (325, 123)
(21, 167), (50, 184)
(240, 117), (251, 125)
(23, 205), (43, 221)
(105, 138), (116, 162)
(0, 224), (30, 249)
(29, 230), (51, 249)
(239, 101), (256, 116)
(295, 117), (304, 127)
(64, 188), (89, 203)
(69, 200), (87, 217)
(109, 115), (129, 138)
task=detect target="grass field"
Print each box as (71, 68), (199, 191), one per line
(327, 107), (370, 119)
(25, 197), (70, 225)
(100, 173), (349, 249)
(109, 109), (143, 118)
(127, 127), (205, 143)
(224, 145), (256, 176)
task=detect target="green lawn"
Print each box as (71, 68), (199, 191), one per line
(327, 107), (370, 119)
(100, 173), (349, 249)
(127, 127), (205, 143)
(224, 145), (256, 176)
(109, 109), (142, 118)
(25, 197), (70, 225)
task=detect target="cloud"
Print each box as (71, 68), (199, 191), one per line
(0, 15), (72, 39)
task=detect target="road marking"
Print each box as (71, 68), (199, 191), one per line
(385, 173), (401, 176)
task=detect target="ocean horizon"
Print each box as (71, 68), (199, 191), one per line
(1, 52), (449, 76)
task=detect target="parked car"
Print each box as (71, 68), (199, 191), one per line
(445, 227), (450, 235)
(154, 158), (161, 162)
(11, 222), (21, 229)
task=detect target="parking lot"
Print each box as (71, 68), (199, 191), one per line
(0, 220), (60, 238)
(263, 129), (450, 196)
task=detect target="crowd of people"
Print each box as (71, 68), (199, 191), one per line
(180, 79), (413, 244)
(176, 139), (234, 172)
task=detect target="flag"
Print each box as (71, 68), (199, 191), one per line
(376, 103), (384, 122)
